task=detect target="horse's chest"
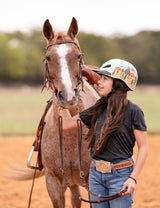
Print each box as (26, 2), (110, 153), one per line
(42, 129), (90, 176)
(42, 129), (79, 162)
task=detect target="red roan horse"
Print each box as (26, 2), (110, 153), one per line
(13, 18), (99, 208)
(40, 17), (99, 208)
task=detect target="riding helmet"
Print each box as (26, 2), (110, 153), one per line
(93, 58), (138, 91)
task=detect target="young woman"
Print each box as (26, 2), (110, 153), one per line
(62, 59), (148, 208)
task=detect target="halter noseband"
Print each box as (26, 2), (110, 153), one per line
(42, 40), (84, 94)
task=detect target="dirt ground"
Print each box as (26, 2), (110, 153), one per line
(0, 135), (160, 208)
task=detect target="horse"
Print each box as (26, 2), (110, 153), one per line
(26, 17), (99, 208)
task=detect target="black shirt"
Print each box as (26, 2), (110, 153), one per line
(79, 101), (147, 163)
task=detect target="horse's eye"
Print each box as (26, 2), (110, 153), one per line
(46, 56), (51, 62)
(77, 54), (82, 60)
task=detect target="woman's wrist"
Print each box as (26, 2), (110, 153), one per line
(129, 176), (137, 184)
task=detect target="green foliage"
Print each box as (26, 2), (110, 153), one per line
(0, 30), (45, 83)
(0, 29), (160, 83)
(78, 33), (117, 66)
(0, 34), (26, 80)
(115, 31), (160, 84)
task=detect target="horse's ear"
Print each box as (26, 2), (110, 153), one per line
(67, 17), (78, 39)
(43, 19), (54, 42)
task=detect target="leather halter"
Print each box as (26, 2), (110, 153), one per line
(42, 40), (84, 95)
(46, 40), (81, 51)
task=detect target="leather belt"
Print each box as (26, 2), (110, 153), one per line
(93, 159), (133, 173)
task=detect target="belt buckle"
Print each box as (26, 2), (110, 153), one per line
(95, 160), (111, 173)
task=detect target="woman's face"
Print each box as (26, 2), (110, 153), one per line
(97, 75), (113, 97)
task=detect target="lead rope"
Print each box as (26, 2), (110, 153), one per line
(27, 153), (39, 208)
(58, 114), (125, 204)
(27, 119), (44, 208)
(27, 166), (37, 208)
(27, 110), (124, 208)
(58, 115), (83, 198)
(58, 115), (64, 174)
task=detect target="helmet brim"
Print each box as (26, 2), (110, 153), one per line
(92, 69), (111, 77)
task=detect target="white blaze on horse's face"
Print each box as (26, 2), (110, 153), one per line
(56, 44), (75, 101)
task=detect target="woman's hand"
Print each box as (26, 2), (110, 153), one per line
(59, 108), (72, 119)
(59, 108), (80, 130)
(121, 177), (136, 195)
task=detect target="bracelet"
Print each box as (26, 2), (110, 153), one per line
(129, 176), (137, 184)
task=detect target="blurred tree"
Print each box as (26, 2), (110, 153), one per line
(0, 29), (160, 84)
(115, 31), (160, 84)
(0, 34), (26, 81)
(78, 33), (118, 67)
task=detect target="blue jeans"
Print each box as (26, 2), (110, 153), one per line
(89, 159), (134, 208)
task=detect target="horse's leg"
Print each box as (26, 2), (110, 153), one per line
(45, 171), (66, 208)
(70, 184), (81, 208)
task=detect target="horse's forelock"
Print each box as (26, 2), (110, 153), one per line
(53, 32), (81, 50)
(53, 32), (65, 43)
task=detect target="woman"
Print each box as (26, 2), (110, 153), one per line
(62, 59), (148, 208)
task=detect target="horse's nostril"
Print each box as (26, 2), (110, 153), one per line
(58, 89), (78, 105)
(74, 88), (78, 97)
(58, 91), (64, 100)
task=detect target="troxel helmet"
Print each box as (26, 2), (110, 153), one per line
(93, 59), (138, 91)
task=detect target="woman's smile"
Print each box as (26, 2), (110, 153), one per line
(97, 75), (113, 97)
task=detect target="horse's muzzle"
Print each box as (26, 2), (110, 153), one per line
(57, 88), (78, 108)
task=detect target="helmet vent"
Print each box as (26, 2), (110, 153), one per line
(103, 64), (111, 68)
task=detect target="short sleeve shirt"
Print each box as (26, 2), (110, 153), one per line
(79, 101), (147, 163)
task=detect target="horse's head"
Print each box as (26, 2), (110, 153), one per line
(43, 17), (83, 108)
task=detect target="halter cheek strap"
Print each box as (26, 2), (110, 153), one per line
(41, 59), (58, 95)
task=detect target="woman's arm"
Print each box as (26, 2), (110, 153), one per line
(122, 130), (148, 195)
(130, 130), (148, 179)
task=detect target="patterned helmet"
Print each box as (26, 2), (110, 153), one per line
(93, 59), (138, 91)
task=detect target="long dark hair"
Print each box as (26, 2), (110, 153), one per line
(86, 79), (129, 154)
